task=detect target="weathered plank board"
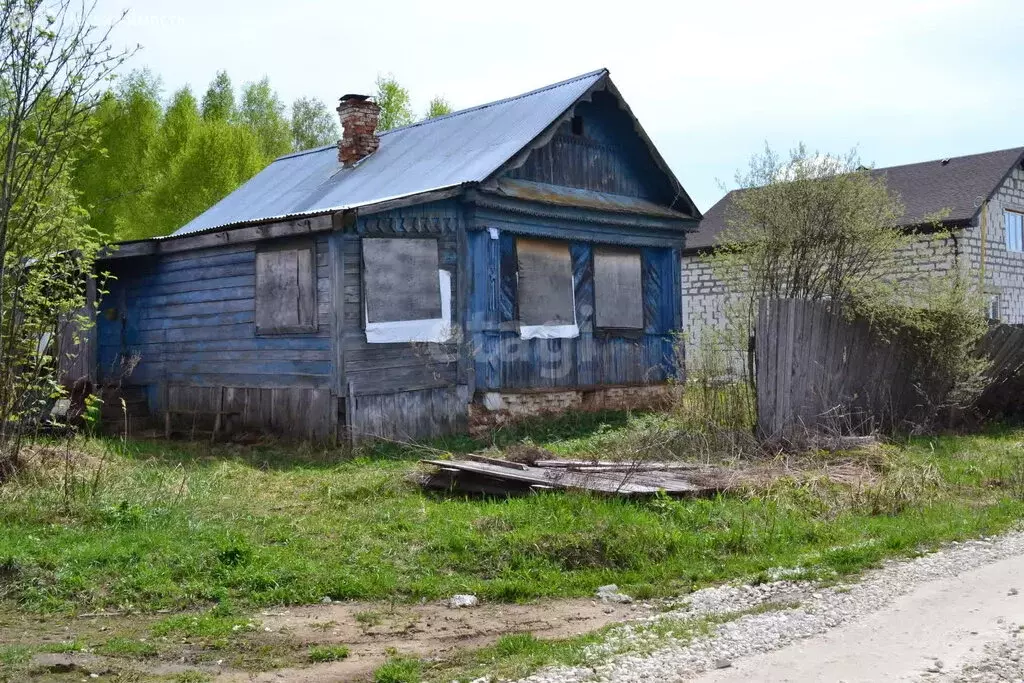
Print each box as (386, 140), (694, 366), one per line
(96, 236), (336, 439)
(975, 324), (1024, 415)
(421, 458), (712, 496)
(756, 298), (940, 438)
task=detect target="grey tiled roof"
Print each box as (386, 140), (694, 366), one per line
(689, 147), (1024, 252)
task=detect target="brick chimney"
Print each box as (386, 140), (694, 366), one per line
(337, 94), (380, 166)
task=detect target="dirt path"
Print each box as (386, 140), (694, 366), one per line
(217, 598), (644, 681)
(699, 552), (1024, 682)
(0, 595), (647, 682)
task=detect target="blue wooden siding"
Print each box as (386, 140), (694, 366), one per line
(468, 221), (682, 392)
(340, 201), (469, 439)
(96, 197), (683, 440)
(342, 201), (463, 399)
(505, 89), (674, 204)
(97, 236), (333, 392)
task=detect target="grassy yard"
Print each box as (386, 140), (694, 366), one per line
(1, 411), (1024, 680)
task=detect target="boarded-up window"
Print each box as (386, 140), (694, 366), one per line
(362, 238), (441, 323)
(255, 245), (317, 335)
(516, 238), (578, 339)
(593, 247), (643, 329)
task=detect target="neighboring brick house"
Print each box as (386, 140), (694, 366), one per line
(682, 146), (1024, 367)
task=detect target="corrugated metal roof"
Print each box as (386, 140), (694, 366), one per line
(174, 69), (609, 236)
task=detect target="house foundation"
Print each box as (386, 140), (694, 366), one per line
(468, 384), (679, 436)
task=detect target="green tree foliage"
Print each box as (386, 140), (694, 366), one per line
(290, 96), (338, 151)
(717, 144), (909, 314)
(239, 77), (291, 160)
(201, 70), (235, 122)
(374, 74), (414, 132)
(75, 71), (296, 241)
(152, 87), (200, 170)
(0, 0), (128, 471)
(76, 71), (454, 241)
(425, 96), (453, 119)
(150, 121), (264, 237)
(73, 70), (163, 238)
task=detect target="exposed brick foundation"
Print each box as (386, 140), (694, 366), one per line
(468, 384), (679, 436)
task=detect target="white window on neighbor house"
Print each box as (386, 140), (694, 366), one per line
(988, 294), (1001, 322)
(516, 237), (579, 339)
(1005, 210), (1024, 252)
(254, 244), (317, 335)
(361, 237), (452, 344)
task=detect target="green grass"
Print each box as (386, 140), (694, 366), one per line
(374, 655), (424, 683)
(0, 645), (33, 682)
(308, 644), (350, 663)
(36, 640), (85, 654)
(151, 608), (257, 640)
(95, 636), (158, 658)
(354, 610), (383, 627)
(172, 673), (213, 683)
(1, 413), (1024, 616)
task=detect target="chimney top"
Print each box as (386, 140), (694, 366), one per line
(339, 93), (371, 104)
(336, 94), (380, 167)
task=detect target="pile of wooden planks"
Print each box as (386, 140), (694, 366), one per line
(420, 454), (720, 497)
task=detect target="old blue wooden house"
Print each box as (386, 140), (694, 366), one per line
(93, 69), (701, 441)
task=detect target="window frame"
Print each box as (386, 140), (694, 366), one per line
(1006, 209), (1024, 253)
(592, 246), (645, 336)
(360, 236), (452, 344)
(254, 240), (318, 336)
(514, 237), (579, 340)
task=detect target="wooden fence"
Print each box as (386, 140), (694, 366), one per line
(756, 298), (1024, 438)
(975, 323), (1024, 416)
(756, 298), (925, 439)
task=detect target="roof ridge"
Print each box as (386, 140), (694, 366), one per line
(273, 144), (336, 162)
(873, 145), (1024, 173)
(268, 69), (610, 162)
(376, 68), (608, 137)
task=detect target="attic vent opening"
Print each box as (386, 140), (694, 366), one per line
(941, 158), (951, 166)
(571, 115), (584, 137)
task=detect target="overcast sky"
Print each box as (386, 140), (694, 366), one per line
(93, 0), (1024, 212)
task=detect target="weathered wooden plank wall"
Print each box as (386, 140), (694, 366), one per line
(755, 298), (921, 439)
(96, 236), (335, 439)
(757, 302), (1024, 435)
(468, 227), (680, 392)
(163, 385), (334, 440)
(341, 201), (468, 440)
(57, 277), (97, 386)
(506, 90), (673, 203)
(348, 385), (470, 442)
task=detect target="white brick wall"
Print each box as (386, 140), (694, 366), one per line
(681, 163), (1024, 366)
(974, 166), (1024, 323)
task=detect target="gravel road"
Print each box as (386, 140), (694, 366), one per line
(520, 531), (1024, 682)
